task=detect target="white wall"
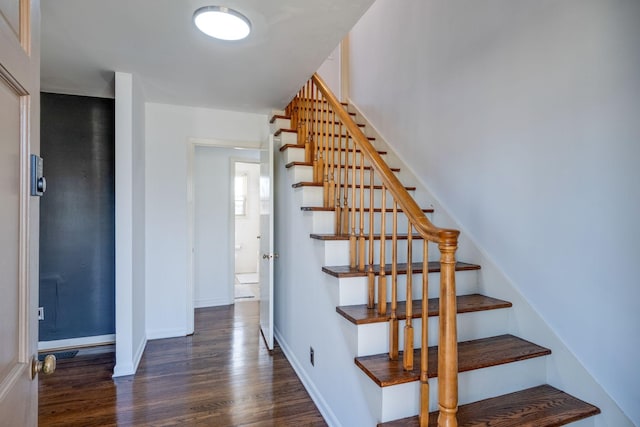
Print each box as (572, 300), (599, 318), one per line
(193, 148), (259, 308)
(131, 73), (146, 362)
(114, 71), (147, 376)
(349, 0), (640, 424)
(145, 103), (268, 339)
(317, 44), (341, 99)
(234, 161), (260, 274)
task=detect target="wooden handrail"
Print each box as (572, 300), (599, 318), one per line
(288, 73), (461, 427)
(311, 74), (459, 245)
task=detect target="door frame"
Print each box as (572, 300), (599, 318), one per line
(186, 137), (260, 334)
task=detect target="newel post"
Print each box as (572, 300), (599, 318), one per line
(437, 230), (459, 427)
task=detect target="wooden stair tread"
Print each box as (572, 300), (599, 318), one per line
(356, 334), (551, 387)
(378, 385), (600, 427)
(279, 143), (387, 155)
(293, 182), (416, 191)
(269, 114), (289, 123)
(301, 206), (434, 214)
(285, 161), (400, 172)
(337, 294), (512, 325)
(322, 261), (480, 278)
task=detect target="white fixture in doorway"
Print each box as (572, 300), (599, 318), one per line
(234, 160), (261, 301)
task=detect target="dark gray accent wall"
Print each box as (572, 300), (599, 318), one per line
(39, 93), (115, 341)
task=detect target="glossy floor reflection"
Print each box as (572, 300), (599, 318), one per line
(39, 302), (326, 426)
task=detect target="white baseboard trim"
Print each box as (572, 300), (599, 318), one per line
(194, 297), (232, 308)
(132, 335), (147, 373)
(112, 361), (135, 377)
(274, 327), (341, 427)
(146, 327), (187, 340)
(38, 334), (115, 351)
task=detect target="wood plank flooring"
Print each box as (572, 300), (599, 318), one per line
(39, 302), (326, 426)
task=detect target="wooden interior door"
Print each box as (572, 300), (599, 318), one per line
(0, 0), (41, 425)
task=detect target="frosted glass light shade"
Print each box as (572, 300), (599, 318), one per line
(194, 6), (251, 41)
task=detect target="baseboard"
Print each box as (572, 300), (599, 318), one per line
(112, 361), (135, 377)
(146, 327), (187, 340)
(274, 327), (341, 427)
(132, 335), (147, 373)
(38, 334), (115, 351)
(194, 297), (232, 308)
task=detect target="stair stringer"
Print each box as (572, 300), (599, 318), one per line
(347, 101), (634, 427)
(273, 132), (380, 427)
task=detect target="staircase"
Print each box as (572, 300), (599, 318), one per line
(270, 74), (601, 426)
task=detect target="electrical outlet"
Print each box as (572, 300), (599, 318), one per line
(38, 307), (44, 321)
(310, 347), (314, 366)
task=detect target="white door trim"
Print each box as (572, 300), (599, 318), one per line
(186, 137), (260, 334)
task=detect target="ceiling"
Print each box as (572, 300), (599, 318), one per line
(40, 0), (375, 114)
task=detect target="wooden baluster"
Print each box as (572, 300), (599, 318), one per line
(349, 131), (357, 269)
(296, 87), (303, 144)
(404, 223), (414, 370)
(334, 117), (342, 234)
(303, 85), (309, 149)
(323, 104), (330, 207)
(317, 90), (325, 185)
(304, 81), (311, 162)
(341, 123), (349, 235)
(328, 109), (336, 209)
(290, 90), (297, 136)
(419, 239), (430, 427)
(291, 90), (298, 128)
(358, 144), (366, 271)
(312, 84), (320, 183)
(389, 200), (398, 360)
(437, 231), (460, 427)
(367, 168), (375, 309)
(378, 185), (387, 315)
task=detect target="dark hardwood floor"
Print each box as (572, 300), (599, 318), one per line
(39, 302), (327, 426)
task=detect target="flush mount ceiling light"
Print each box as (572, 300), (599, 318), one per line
(193, 6), (251, 41)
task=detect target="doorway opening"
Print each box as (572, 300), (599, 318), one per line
(233, 161), (261, 302)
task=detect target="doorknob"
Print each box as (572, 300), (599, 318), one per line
(262, 253), (271, 259)
(31, 354), (56, 379)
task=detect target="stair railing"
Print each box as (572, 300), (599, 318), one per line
(285, 73), (460, 427)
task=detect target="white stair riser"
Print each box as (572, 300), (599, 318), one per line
(295, 186), (415, 209)
(278, 136), (385, 157)
(354, 309), (510, 357)
(319, 240), (351, 266)
(376, 357), (547, 422)
(282, 146), (305, 163)
(305, 208), (434, 237)
(313, 122), (367, 134)
(270, 118), (290, 133)
(277, 131), (298, 146)
(315, 237), (443, 266)
(334, 270), (478, 307)
(287, 164), (400, 187)
(288, 165), (314, 183)
(303, 210), (334, 234)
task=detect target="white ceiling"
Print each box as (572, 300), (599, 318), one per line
(40, 0), (375, 113)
